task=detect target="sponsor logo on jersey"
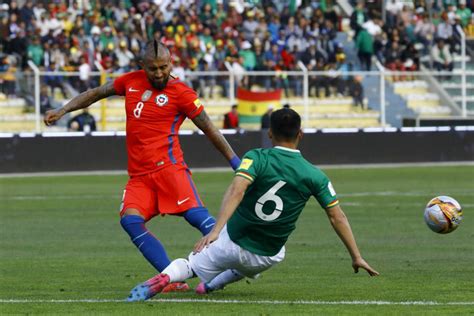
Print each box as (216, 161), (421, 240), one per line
(193, 98), (202, 108)
(239, 158), (253, 170)
(141, 90), (152, 101)
(156, 94), (169, 106)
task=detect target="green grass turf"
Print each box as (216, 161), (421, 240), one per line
(1, 166), (473, 314)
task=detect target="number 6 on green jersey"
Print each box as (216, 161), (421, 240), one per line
(255, 180), (286, 221)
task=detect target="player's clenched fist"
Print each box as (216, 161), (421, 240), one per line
(44, 108), (65, 126)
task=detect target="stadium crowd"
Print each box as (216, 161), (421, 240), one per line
(0, 0), (473, 99)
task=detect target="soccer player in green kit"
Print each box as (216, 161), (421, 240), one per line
(128, 108), (379, 301)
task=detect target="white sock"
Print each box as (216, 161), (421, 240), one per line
(206, 269), (244, 291)
(162, 258), (194, 283)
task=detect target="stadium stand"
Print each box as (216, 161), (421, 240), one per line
(0, 0), (473, 132)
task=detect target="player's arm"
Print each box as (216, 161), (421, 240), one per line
(194, 176), (251, 253)
(325, 204), (379, 276)
(191, 110), (241, 170)
(44, 81), (117, 126)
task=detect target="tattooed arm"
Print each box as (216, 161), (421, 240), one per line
(44, 82), (116, 126)
(191, 110), (240, 168)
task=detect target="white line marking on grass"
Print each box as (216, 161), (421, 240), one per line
(1, 299), (473, 306)
(2, 192), (473, 202)
(339, 190), (474, 197)
(342, 202), (474, 207)
(0, 194), (120, 201)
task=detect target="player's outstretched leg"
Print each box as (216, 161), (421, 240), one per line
(183, 207), (216, 235)
(195, 269), (244, 294)
(120, 215), (171, 272)
(127, 258), (195, 302)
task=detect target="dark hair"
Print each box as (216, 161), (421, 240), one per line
(143, 40), (170, 60)
(270, 108), (301, 141)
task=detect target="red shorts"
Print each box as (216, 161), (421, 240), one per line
(119, 164), (204, 221)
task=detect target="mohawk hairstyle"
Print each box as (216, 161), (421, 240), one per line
(143, 40), (170, 60)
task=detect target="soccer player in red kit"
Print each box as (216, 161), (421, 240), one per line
(44, 41), (241, 293)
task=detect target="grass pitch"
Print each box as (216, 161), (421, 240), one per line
(1, 166), (473, 314)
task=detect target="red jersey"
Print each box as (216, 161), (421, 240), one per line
(113, 70), (203, 176)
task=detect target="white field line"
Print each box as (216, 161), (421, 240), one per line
(2, 191), (473, 201)
(0, 298), (474, 306)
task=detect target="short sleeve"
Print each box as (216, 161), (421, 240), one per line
(178, 86), (204, 119)
(113, 72), (135, 96)
(311, 172), (339, 209)
(235, 150), (261, 183)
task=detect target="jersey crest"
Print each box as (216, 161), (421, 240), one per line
(141, 90), (152, 101)
(156, 94), (169, 107)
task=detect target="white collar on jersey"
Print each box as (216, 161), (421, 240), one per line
(274, 146), (300, 153)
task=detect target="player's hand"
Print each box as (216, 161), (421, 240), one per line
(352, 257), (379, 276)
(44, 108), (65, 126)
(193, 230), (220, 254)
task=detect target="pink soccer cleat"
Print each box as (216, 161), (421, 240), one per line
(127, 273), (170, 302)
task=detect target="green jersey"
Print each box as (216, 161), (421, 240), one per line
(227, 146), (339, 256)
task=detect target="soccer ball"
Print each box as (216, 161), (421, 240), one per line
(424, 196), (463, 234)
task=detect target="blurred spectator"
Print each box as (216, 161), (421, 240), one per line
(78, 56), (91, 92)
(334, 50), (352, 96)
(355, 27), (374, 71)
(198, 47), (217, 98)
(100, 27), (116, 52)
(399, 5), (414, 28)
(0, 55), (16, 96)
(386, 0), (403, 28)
(384, 41), (405, 81)
(27, 36), (43, 66)
(253, 40), (270, 90)
(242, 10), (259, 41)
(240, 41), (256, 71)
(44, 60), (67, 99)
(415, 13), (436, 54)
(223, 104), (239, 129)
(350, 75), (364, 109)
(456, 0), (472, 28)
(232, 56), (247, 88)
(350, 1), (368, 36)
(312, 58), (331, 97)
(39, 85), (54, 114)
(436, 11), (454, 44)
(402, 43), (420, 71)
(19, 1), (35, 29)
(67, 109), (96, 132)
(115, 40), (134, 73)
(431, 39), (453, 79)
